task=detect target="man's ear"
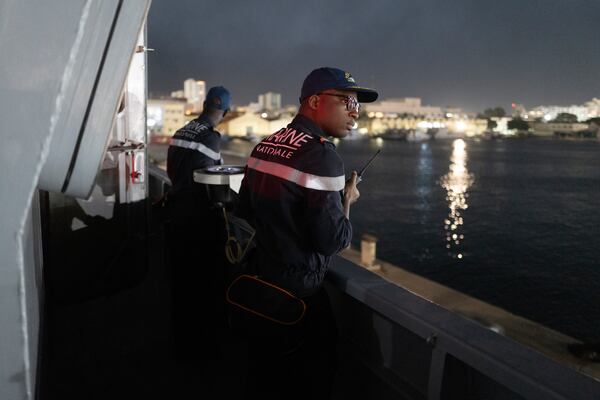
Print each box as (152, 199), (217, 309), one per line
(307, 95), (320, 110)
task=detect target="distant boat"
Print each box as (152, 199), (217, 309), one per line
(482, 130), (503, 140)
(376, 129), (408, 140)
(343, 129), (368, 141)
(406, 128), (429, 142)
(430, 128), (463, 140)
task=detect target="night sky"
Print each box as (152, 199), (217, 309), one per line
(147, 0), (600, 112)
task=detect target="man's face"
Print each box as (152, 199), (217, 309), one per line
(314, 90), (359, 138)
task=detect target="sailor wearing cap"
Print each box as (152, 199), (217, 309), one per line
(236, 67), (378, 398)
(165, 86), (231, 362)
(167, 86), (231, 201)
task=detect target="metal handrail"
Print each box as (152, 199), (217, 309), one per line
(148, 163), (171, 186)
(326, 255), (600, 399)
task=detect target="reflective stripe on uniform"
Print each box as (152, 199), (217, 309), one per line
(170, 138), (221, 161)
(246, 156), (345, 192)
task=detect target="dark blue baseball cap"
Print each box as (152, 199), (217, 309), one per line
(300, 67), (378, 103)
(204, 86), (231, 111)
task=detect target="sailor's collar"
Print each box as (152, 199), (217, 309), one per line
(290, 114), (327, 139)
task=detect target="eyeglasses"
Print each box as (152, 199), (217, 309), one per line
(318, 93), (361, 112)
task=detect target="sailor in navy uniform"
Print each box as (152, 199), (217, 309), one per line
(236, 68), (378, 399)
(165, 86), (231, 362)
(167, 86), (230, 209)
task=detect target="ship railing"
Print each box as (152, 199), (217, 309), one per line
(148, 163), (171, 200)
(327, 250), (600, 399)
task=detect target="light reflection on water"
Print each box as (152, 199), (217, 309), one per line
(416, 142), (432, 202)
(439, 139), (474, 260)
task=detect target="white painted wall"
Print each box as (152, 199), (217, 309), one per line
(0, 2), (88, 397)
(0, 1), (150, 398)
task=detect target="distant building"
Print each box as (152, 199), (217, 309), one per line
(526, 99), (600, 122)
(170, 90), (185, 99)
(359, 115), (486, 136)
(236, 102), (297, 115)
(365, 97), (443, 118)
(490, 117), (514, 136)
(258, 92), (282, 111)
(282, 104), (299, 114)
(183, 79), (206, 113)
(147, 98), (186, 137)
(584, 98), (600, 119)
(444, 107), (467, 119)
(220, 112), (293, 138)
(236, 102), (262, 114)
(530, 122), (589, 137)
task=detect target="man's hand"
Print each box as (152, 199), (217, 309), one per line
(343, 171), (360, 218)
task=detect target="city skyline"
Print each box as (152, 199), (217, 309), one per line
(155, 77), (600, 120)
(147, 0), (600, 112)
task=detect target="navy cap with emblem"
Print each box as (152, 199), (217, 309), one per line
(300, 67), (378, 103)
(204, 86), (231, 111)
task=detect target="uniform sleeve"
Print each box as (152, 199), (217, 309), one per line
(305, 188), (352, 256)
(189, 150), (213, 171)
(303, 145), (352, 256)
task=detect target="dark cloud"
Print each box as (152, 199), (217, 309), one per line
(148, 0), (600, 111)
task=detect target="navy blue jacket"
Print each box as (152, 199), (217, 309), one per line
(167, 115), (223, 197)
(236, 115), (352, 297)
